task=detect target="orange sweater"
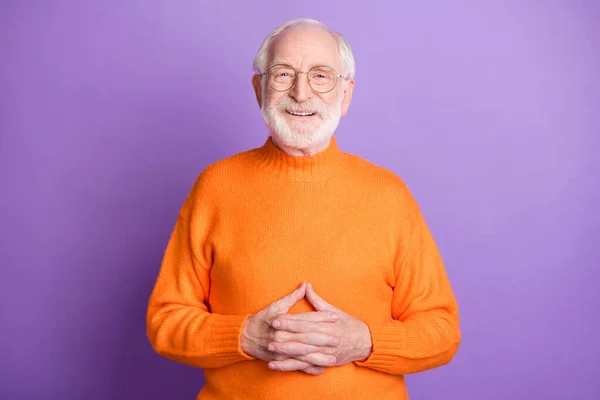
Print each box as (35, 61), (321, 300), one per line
(146, 136), (461, 399)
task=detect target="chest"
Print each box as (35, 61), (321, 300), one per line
(205, 187), (398, 319)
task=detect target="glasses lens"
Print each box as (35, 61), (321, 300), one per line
(265, 64), (339, 92)
(308, 66), (337, 93)
(268, 64), (296, 91)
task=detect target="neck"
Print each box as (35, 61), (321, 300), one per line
(270, 135), (333, 157)
(251, 134), (346, 182)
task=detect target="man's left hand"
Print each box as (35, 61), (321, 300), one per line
(266, 282), (373, 372)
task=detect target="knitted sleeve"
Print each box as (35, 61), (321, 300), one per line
(354, 204), (461, 375)
(146, 174), (254, 369)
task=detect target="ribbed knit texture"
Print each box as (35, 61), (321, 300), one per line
(146, 136), (461, 400)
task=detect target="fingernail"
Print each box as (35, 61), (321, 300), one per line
(272, 320), (281, 328)
(329, 356), (336, 365)
(268, 344), (275, 351)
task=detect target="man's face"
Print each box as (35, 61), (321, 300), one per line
(253, 25), (354, 153)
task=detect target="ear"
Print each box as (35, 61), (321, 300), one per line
(252, 74), (263, 109)
(340, 79), (355, 117)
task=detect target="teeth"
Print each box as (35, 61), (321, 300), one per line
(289, 111), (315, 116)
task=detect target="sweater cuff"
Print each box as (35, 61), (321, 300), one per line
(354, 321), (402, 370)
(206, 314), (256, 364)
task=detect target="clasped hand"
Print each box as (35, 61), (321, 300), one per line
(240, 282), (372, 375)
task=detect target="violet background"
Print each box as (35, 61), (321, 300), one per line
(1, 1), (599, 399)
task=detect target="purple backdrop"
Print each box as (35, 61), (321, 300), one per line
(1, 1), (599, 399)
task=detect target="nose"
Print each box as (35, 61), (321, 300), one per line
(289, 72), (312, 103)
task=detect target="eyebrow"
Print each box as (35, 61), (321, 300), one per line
(267, 59), (334, 70)
(267, 58), (291, 68)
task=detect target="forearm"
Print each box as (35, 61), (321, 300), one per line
(359, 200), (462, 375)
(355, 310), (461, 375)
(145, 178), (259, 369)
(147, 303), (254, 369)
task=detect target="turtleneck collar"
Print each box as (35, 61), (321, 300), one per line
(251, 136), (348, 182)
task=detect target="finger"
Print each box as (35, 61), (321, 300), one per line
(274, 311), (338, 324)
(272, 331), (340, 347)
(269, 353), (336, 370)
(269, 341), (337, 357)
(272, 319), (334, 334)
(302, 366), (325, 375)
(296, 352), (337, 367)
(305, 283), (336, 312)
(269, 341), (321, 356)
(268, 358), (314, 372)
(272, 353), (289, 361)
(272, 282), (307, 314)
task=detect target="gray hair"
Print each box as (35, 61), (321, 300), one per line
(252, 18), (356, 79)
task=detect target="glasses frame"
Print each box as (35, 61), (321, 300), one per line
(260, 63), (348, 94)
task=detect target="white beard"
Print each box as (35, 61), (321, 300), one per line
(261, 89), (344, 150)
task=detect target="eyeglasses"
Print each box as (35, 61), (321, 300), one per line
(261, 63), (347, 94)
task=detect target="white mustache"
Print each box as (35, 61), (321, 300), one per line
(272, 97), (328, 116)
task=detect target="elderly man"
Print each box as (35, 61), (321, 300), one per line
(147, 18), (461, 399)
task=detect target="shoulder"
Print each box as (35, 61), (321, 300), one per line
(342, 152), (426, 228)
(343, 152), (416, 201)
(190, 146), (260, 189)
(179, 146), (259, 212)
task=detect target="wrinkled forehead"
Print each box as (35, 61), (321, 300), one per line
(266, 25), (342, 72)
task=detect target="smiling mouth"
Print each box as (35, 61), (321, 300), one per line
(287, 110), (317, 117)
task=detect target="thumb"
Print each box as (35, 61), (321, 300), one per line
(273, 282), (307, 313)
(305, 283), (336, 312)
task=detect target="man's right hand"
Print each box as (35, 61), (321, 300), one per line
(240, 282), (340, 375)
